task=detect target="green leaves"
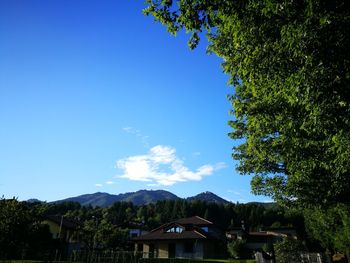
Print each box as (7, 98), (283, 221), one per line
(143, 0), (224, 49)
(305, 204), (350, 253)
(0, 198), (51, 259)
(143, 0), (350, 208)
(274, 237), (306, 263)
(227, 239), (246, 259)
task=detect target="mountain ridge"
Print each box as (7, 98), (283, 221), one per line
(186, 191), (230, 204)
(49, 190), (230, 207)
(28, 190), (274, 208)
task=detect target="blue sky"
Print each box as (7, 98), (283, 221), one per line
(0, 0), (271, 203)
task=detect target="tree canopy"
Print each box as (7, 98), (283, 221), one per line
(143, 0), (350, 208)
(0, 197), (301, 260)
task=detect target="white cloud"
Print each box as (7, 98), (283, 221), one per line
(105, 181), (114, 185)
(116, 145), (225, 186)
(95, 183), (103, 187)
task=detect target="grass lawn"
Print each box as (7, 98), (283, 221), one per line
(1, 259), (256, 263)
(139, 259), (256, 263)
(205, 260), (255, 263)
(200, 260), (255, 263)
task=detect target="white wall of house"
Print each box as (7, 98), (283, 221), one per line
(142, 244), (150, 258)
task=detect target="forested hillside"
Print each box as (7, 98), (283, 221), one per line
(50, 190), (231, 207)
(0, 197), (304, 260)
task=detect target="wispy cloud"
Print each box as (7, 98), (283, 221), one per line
(122, 126), (149, 147)
(105, 181), (114, 185)
(116, 145), (225, 186)
(95, 183), (103, 187)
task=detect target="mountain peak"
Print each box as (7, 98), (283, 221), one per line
(187, 191), (229, 204)
(48, 190), (229, 207)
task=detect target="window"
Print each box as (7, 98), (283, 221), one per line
(166, 226), (183, 233)
(201, 227), (209, 232)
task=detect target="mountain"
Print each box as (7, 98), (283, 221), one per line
(58, 192), (121, 207)
(53, 190), (179, 207)
(186, 191), (230, 204)
(51, 190), (231, 207)
(26, 198), (43, 203)
(116, 189), (179, 205)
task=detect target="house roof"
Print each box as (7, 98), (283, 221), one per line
(248, 231), (290, 238)
(248, 231), (271, 237)
(46, 215), (79, 230)
(175, 216), (213, 226)
(134, 229), (207, 241)
(133, 216), (217, 242)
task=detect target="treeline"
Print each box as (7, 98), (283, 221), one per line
(44, 199), (304, 232)
(0, 197), (303, 260)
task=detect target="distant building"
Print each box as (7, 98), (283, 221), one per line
(43, 215), (81, 252)
(226, 226), (298, 251)
(133, 216), (225, 259)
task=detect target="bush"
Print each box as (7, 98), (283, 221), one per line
(274, 237), (306, 263)
(227, 239), (246, 259)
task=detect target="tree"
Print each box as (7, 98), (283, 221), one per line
(94, 219), (130, 250)
(305, 204), (350, 261)
(227, 239), (246, 259)
(81, 218), (99, 251)
(143, 0), (350, 207)
(0, 198), (32, 259)
(26, 223), (53, 260)
(0, 198), (53, 260)
(274, 238), (306, 263)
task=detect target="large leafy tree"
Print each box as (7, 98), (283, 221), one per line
(274, 237), (307, 263)
(143, 0), (350, 207)
(0, 198), (53, 260)
(305, 204), (350, 259)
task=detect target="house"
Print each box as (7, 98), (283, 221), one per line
(246, 227), (298, 251)
(43, 215), (81, 253)
(226, 227), (246, 241)
(262, 226), (298, 239)
(245, 231), (284, 251)
(226, 226), (298, 251)
(130, 228), (148, 238)
(120, 221), (149, 238)
(133, 216), (225, 259)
